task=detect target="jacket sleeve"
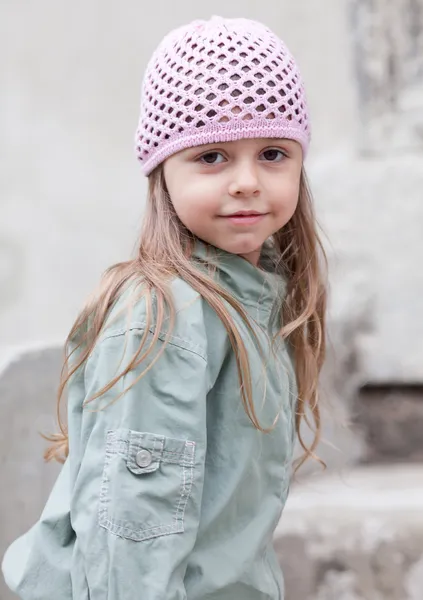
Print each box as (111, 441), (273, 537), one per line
(68, 326), (209, 600)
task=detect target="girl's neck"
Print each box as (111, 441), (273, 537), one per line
(239, 248), (262, 267)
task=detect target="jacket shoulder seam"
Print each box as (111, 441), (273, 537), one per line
(97, 320), (207, 362)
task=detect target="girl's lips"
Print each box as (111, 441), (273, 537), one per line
(222, 213), (267, 225)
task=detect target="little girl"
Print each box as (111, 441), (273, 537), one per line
(2, 15), (326, 600)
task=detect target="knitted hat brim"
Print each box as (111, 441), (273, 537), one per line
(138, 118), (308, 176)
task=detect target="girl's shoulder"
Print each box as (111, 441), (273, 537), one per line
(96, 275), (228, 364)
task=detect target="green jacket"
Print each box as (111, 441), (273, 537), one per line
(2, 241), (297, 599)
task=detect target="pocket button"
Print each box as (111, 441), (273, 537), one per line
(135, 449), (153, 468)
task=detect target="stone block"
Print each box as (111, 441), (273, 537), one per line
(310, 152), (423, 383)
(275, 465), (423, 600)
(292, 250), (373, 476)
(0, 345), (62, 600)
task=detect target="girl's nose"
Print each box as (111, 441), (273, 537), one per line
(228, 162), (260, 198)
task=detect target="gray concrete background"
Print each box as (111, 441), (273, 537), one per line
(1, 1), (423, 599)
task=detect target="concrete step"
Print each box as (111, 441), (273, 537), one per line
(275, 464), (423, 600)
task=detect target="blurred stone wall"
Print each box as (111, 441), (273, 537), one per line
(1, 0), (423, 599)
(350, 0), (423, 154)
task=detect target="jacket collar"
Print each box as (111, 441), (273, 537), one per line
(191, 238), (286, 324)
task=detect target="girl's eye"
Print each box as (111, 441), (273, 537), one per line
(199, 152), (225, 165)
(261, 149), (286, 162)
(198, 148), (286, 164)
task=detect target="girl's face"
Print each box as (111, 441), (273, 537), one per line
(163, 137), (303, 266)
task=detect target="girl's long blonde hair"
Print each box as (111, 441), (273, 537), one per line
(44, 165), (327, 472)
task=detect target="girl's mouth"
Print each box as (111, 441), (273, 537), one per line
(221, 212), (267, 225)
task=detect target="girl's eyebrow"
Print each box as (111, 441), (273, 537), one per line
(182, 139), (295, 159)
(193, 143), (229, 151)
(190, 139), (290, 151)
(182, 143), (224, 158)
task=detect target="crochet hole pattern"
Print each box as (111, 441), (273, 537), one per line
(135, 18), (310, 168)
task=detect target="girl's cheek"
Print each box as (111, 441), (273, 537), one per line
(283, 175), (301, 197)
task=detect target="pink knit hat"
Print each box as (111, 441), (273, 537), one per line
(135, 16), (310, 176)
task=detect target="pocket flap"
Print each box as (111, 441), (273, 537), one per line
(126, 431), (164, 475)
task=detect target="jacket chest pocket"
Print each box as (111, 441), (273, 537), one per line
(98, 429), (196, 542)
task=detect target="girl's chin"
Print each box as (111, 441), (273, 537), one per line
(223, 239), (263, 256)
